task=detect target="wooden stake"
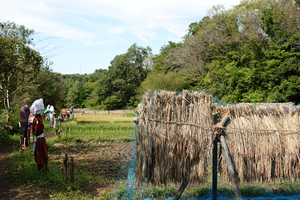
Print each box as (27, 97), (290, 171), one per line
(173, 176), (189, 200)
(27, 130), (30, 145)
(70, 157), (75, 183)
(63, 153), (68, 177)
(220, 135), (242, 200)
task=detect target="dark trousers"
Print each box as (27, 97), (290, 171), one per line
(20, 121), (28, 147)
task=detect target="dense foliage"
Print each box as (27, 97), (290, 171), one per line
(1, 0), (300, 141)
(0, 22), (63, 140)
(165, 0), (300, 104)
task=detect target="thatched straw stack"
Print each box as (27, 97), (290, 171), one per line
(216, 104), (300, 183)
(136, 90), (300, 185)
(136, 90), (213, 185)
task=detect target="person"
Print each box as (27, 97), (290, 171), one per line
(71, 106), (74, 118)
(20, 105), (30, 147)
(67, 109), (70, 119)
(30, 98), (49, 172)
(63, 109), (67, 119)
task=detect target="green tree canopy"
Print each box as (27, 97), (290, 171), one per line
(96, 43), (152, 109)
(154, 0), (300, 104)
(0, 36), (43, 122)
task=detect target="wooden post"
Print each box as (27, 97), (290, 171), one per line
(173, 176), (189, 200)
(63, 153), (68, 177)
(20, 135), (22, 153)
(23, 138), (26, 153)
(219, 115), (242, 200)
(27, 130), (30, 145)
(70, 157), (75, 183)
(220, 135), (242, 200)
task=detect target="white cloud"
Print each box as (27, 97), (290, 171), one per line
(0, 0), (242, 45)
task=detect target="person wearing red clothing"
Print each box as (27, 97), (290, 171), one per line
(32, 114), (49, 172)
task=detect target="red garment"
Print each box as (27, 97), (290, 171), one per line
(32, 114), (44, 136)
(32, 114), (48, 165)
(34, 137), (48, 165)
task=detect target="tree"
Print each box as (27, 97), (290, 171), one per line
(28, 63), (64, 112)
(137, 71), (188, 100)
(0, 21), (35, 45)
(0, 36), (43, 122)
(97, 43), (152, 109)
(65, 80), (87, 108)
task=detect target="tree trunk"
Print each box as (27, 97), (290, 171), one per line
(5, 74), (11, 123)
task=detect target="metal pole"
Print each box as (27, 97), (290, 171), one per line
(212, 111), (218, 200)
(212, 135), (218, 200)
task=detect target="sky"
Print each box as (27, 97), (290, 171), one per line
(1, 0), (242, 75)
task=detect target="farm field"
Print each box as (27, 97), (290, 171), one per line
(3, 114), (135, 199)
(2, 113), (300, 200)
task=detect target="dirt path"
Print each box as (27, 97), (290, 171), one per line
(0, 132), (54, 200)
(0, 143), (19, 199)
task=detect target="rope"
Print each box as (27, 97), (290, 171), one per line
(139, 117), (300, 135)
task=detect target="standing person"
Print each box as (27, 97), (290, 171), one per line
(63, 109), (67, 120)
(20, 105), (30, 147)
(71, 106), (74, 119)
(31, 98), (49, 172)
(67, 109), (70, 119)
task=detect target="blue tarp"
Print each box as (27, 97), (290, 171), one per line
(145, 194), (300, 200)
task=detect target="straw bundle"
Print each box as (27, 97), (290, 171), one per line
(136, 90), (300, 185)
(136, 90), (213, 185)
(216, 104), (300, 183)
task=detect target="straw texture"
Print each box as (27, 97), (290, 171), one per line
(136, 90), (300, 185)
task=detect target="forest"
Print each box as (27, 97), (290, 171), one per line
(1, 0), (300, 136)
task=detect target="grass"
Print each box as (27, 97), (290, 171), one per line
(3, 114), (300, 199)
(4, 114), (134, 199)
(0, 133), (21, 148)
(74, 113), (135, 122)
